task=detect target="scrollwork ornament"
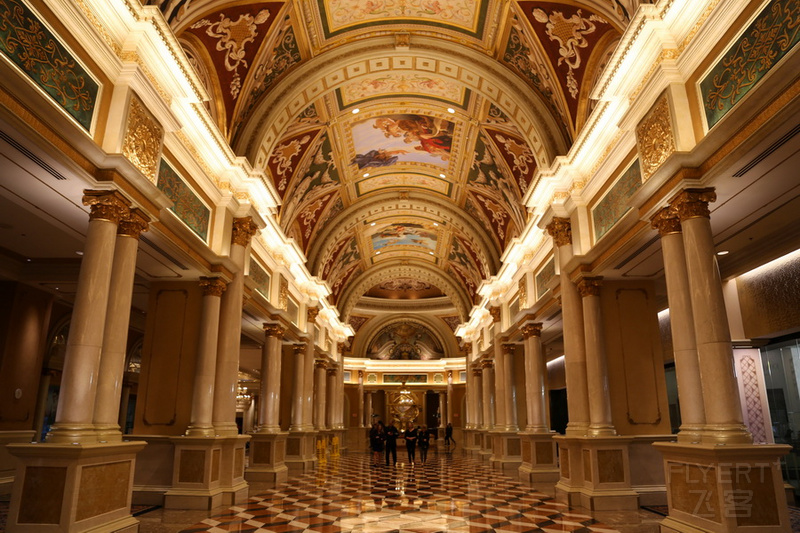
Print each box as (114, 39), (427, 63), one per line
(118, 208), (150, 239)
(577, 277), (603, 298)
(231, 217), (259, 246)
(650, 207), (682, 236)
(636, 94), (676, 181)
(278, 275), (289, 310)
(122, 95), (163, 182)
(489, 306), (501, 323)
(546, 217), (572, 247)
(307, 306), (320, 323)
(83, 190), (130, 224)
(518, 277), (527, 307)
(670, 188), (717, 221)
(199, 277), (227, 297)
(521, 323), (543, 338)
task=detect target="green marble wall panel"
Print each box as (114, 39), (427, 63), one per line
(535, 258), (555, 299)
(0, 0), (98, 131)
(701, 0), (800, 129)
(157, 160), (210, 242)
(249, 258), (271, 300)
(592, 160), (642, 241)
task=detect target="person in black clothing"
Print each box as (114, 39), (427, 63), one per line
(369, 421), (384, 466)
(418, 425), (431, 464)
(404, 422), (417, 464)
(384, 420), (399, 465)
(445, 422), (455, 449)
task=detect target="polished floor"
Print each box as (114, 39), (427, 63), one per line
(137, 450), (664, 533)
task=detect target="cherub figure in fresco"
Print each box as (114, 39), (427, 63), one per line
(351, 148), (409, 169)
(373, 115), (453, 161)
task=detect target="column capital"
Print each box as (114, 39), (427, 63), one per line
(472, 368), (482, 377)
(293, 342), (307, 355)
(480, 359), (494, 370)
(577, 277), (603, 298)
(545, 217), (572, 247)
(231, 216), (259, 246)
(118, 208), (150, 238)
(650, 207), (682, 236)
(327, 367), (338, 377)
(83, 190), (131, 224)
(521, 323), (543, 338)
(670, 188), (716, 221)
(501, 342), (516, 355)
(199, 276), (227, 297)
(307, 306), (320, 323)
(315, 359), (328, 370)
(263, 322), (285, 338)
(489, 306), (501, 323)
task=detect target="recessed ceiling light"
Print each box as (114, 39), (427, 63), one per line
(352, 108), (360, 114)
(447, 108), (455, 114)
(716, 250), (730, 256)
(375, 251), (380, 255)
(363, 172), (370, 178)
(25, 258), (31, 262)
(433, 222), (439, 226)
(371, 222), (376, 226)
(429, 251), (434, 255)
(75, 251), (84, 256)
(439, 173), (446, 178)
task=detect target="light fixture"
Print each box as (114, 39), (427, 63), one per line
(433, 222), (439, 226)
(236, 385), (251, 402)
(375, 251), (381, 255)
(352, 108), (360, 114)
(716, 250), (729, 256)
(75, 251), (84, 256)
(363, 172), (370, 177)
(429, 251), (434, 255)
(371, 222), (376, 226)
(439, 173), (446, 178)
(447, 108), (455, 114)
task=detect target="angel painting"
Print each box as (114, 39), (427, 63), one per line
(351, 114), (454, 169)
(373, 115), (453, 161)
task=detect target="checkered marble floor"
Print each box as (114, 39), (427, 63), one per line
(178, 453), (622, 533)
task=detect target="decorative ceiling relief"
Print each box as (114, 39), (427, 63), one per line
(338, 75), (468, 108)
(267, 129), (322, 199)
(485, 128), (538, 195)
(440, 316), (461, 332)
(355, 173), (453, 198)
(348, 315), (372, 334)
(367, 321), (445, 360)
(365, 278), (445, 299)
(447, 238), (483, 301)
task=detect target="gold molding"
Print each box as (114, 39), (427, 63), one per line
(636, 93), (676, 181)
(263, 323), (285, 338)
(117, 207), (150, 238)
(521, 323), (543, 339)
(122, 94), (163, 183)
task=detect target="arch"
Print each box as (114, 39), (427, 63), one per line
(235, 35), (569, 168)
(340, 261), (472, 322)
(353, 315), (458, 361)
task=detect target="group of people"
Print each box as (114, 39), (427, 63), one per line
(369, 420), (455, 466)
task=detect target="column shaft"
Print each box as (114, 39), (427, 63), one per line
(259, 324), (284, 432)
(302, 342), (315, 428)
(326, 368), (337, 429)
(290, 343), (306, 430)
(358, 373), (365, 427)
(579, 279), (615, 436)
(522, 324), (548, 432)
(492, 340), (507, 429)
(481, 363), (494, 429)
(314, 361), (327, 430)
(473, 370), (484, 428)
(501, 344), (517, 431)
(365, 391), (373, 425)
(438, 390), (447, 427)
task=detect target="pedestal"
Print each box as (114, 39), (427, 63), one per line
(164, 436), (226, 510)
(462, 428), (482, 456)
(0, 430), (35, 494)
(654, 441), (791, 533)
(285, 431), (317, 472)
(518, 432), (560, 484)
(554, 435), (639, 511)
(478, 430), (492, 462)
(6, 440), (145, 533)
(218, 435), (249, 505)
(246, 432), (288, 484)
(489, 430), (522, 473)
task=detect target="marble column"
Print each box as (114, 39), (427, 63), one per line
(213, 217), (259, 435)
(492, 341), (507, 430)
(94, 209), (149, 441)
(259, 323), (284, 433)
(447, 374), (454, 428)
(290, 343), (307, 431)
(500, 343), (517, 431)
(481, 361), (494, 430)
(546, 217), (589, 435)
(358, 371), (365, 427)
(473, 369), (484, 428)
(522, 323), (548, 433)
(365, 391), (374, 425)
(326, 367), (337, 429)
(118, 384), (132, 433)
(304, 308), (319, 430)
(185, 277), (226, 436)
(652, 208), (706, 442)
(314, 360), (328, 430)
(577, 277), (616, 437)
(438, 390), (447, 427)
(48, 190), (130, 444)
(671, 188), (750, 444)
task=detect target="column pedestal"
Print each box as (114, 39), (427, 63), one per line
(6, 440), (145, 533)
(555, 435), (639, 511)
(462, 428), (481, 455)
(518, 432), (559, 484)
(218, 435), (249, 505)
(164, 436), (226, 510)
(285, 430), (317, 472)
(654, 442), (791, 533)
(0, 430), (35, 493)
(246, 432), (288, 484)
(489, 430), (522, 473)
(478, 430), (492, 462)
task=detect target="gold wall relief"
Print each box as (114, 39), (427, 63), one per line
(122, 94), (163, 183)
(278, 275), (289, 311)
(636, 93), (676, 181)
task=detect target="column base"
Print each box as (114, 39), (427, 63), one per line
(462, 428), (482, 456)
(554, 435), (639, 511)
(478, 430), (492, 462)
(0, 430), (35, 495)
(246, 432), (288, 484)
(518, 432), (560, 484)
(129, 435), (174, 506)
(285, 431), (317, 472)
(164, 435), (226, 510)
(6, 440), (145, 533)
(218, 435), (249, 506)
(654, 441), (792, 533)
(489, 430), (522, 474)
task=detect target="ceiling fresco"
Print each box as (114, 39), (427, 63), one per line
(149, 0), (636, 329)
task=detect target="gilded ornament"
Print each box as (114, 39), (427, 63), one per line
(480, 358), (493, 370)
(489, 306), (501, 323)
(83, 190), (130, 224)
(315, 359), (328, 370)
(231, 217), (259, 246)
(650, 207), (682, 236)
(521, 323), (543, 338)
(122, 95), (163, 183)
(263, 323), (285, 338)
(199, 277), (227, 297)
(472, 368), (482, 377)
(518, 277), (527, 308)
(307, 306), (320, 323)
(636, 94), (676, 181)
(118, 208), (150, 239)
(501, 343), (516, 355)
(577, 277), (603, 298)
(278, 275), (289, 311)
(670, 188), (716, 221)
(293, 343), (307, 355)
(545, 217), (572, 247)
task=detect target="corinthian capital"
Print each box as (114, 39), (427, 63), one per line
(199, 277), (227, 297)
(577, 277), (603, 298)
(118, 208), (150, 239)
(650, 207), (681, 236)
(231, 217), (259, 246)
(83, 190), (131, 224)
(545, 217), (572, 247)
(521, 323), (543, 339)
(670, 188), (716, 221)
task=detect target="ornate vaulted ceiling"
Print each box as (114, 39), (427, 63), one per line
(150, 0), (633, 335)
